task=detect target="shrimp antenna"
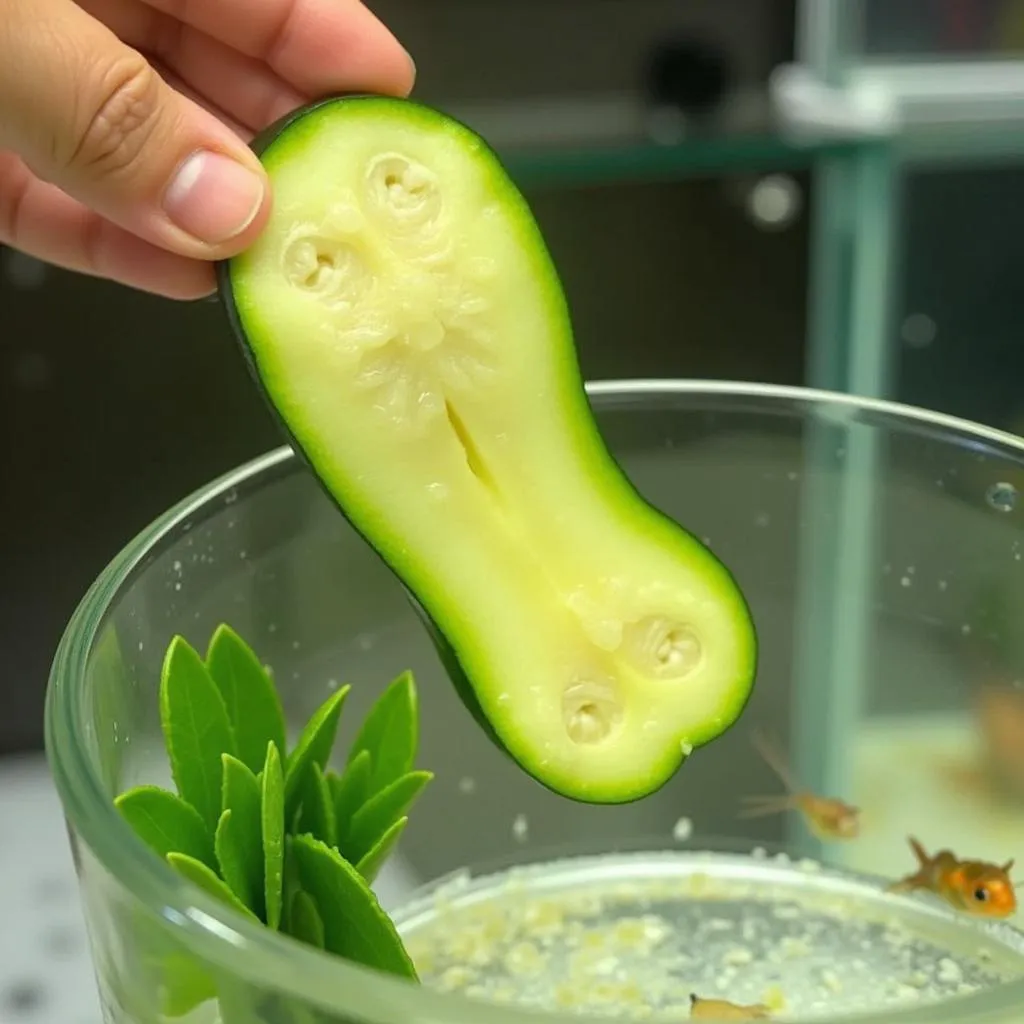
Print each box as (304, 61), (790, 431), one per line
(750, 727), (800, 793)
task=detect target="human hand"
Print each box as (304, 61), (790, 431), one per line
(0, 0), (414, 300)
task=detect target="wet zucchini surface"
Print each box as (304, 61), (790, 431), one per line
(218, 95), (757, 803)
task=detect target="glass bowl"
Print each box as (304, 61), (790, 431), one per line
(46, 381), (1024, 1024)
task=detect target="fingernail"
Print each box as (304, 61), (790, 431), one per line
(404, 48), (417, 84)
(163, 150), (265, 245)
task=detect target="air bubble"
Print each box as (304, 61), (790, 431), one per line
(986, 482), (1018, 512)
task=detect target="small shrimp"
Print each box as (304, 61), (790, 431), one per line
(689, 993), (772, 1019)
(736, 730), (860, 840)
(887, 836), (1017, 918)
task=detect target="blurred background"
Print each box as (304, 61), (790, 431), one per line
(9, 1), (1024, 1021)
(10, 0), (1024, 758)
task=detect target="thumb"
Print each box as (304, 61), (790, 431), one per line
(0, 0), (270, 260)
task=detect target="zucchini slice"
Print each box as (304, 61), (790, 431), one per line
(218, 95), (757, 803)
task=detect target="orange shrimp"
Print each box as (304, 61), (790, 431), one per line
(689, 993), (772, 1019)
(737, 730), (860, 841)
(887, 836), (1017, 918)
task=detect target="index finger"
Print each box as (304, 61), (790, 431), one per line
(141, 0), (415, 98)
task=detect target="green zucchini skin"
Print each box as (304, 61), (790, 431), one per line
(216, 94), (758, 804)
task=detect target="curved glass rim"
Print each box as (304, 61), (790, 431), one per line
(45, 379), (1024, 1024)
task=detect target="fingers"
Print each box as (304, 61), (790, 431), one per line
(80, 0), (307, 132)
(139, 0), (415, 97)
(0, 0), (271, 262)
(0, 153), (215, 299)
(151, 26), (307, 131)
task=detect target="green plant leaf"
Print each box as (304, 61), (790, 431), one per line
(347, 671), (418, 794)
(283, 687), (350, 822)
(328, 750), (372, 828)
(341, 771), (433, 865)
(115, 786), (215, 869)
(160, 636), (236, 832)
(216, 810), (263, 915)
(355, 817), (408, 884)
(219, 754), (264, 917)
(262, 741), (285, 931)
(206, 624), (287, 775)
(167, 852), (259, 922)
(296, 763), (336, 848)
(289, 889), (325, 950)
(159, 954), (218, 1018)
(289, 835), (418, 979)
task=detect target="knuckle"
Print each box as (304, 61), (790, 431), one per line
(69, 55), (164, 177)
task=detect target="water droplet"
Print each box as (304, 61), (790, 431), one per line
(672, 817), (694, 841)
(900, 576), (911, 587)
(754, 512), (770, 528)
(986, 482), (1018, 512)
(786, 470), (799, 482)
(901, 313), (937, 349)
(747, 174), (802, 229)
(938, 580), (948, 591)
(961, 624), (972, 636)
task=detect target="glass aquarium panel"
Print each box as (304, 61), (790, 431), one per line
(47, 383), (1024, 1024)
(893, 162), (1024, 435)
(855, 0), (1024, 59)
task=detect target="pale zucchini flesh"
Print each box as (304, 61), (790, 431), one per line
(220, 96), (757, 804)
